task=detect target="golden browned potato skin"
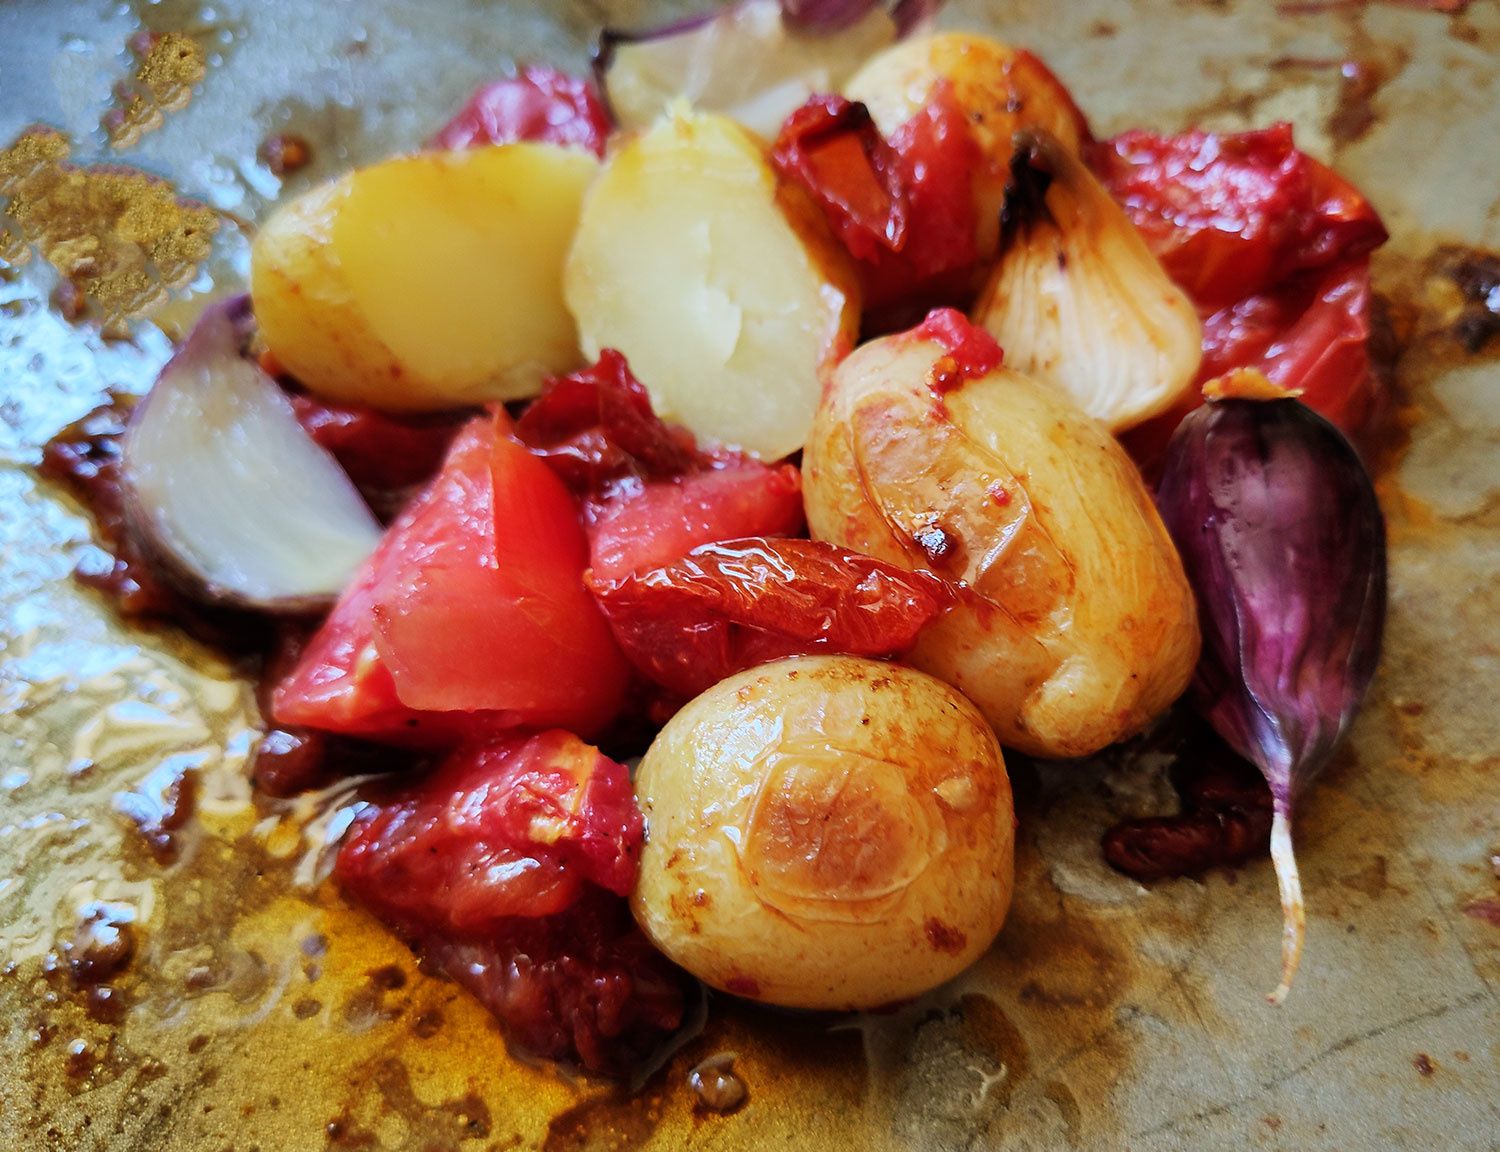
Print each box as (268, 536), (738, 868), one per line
(252, 144), (597, 411)
(632, 656), (1014, 1010)
(802, 335), (1200, 759)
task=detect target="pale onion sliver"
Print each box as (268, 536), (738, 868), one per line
(124, 297), (383, 609)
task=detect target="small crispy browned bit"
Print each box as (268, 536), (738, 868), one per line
(259, 133), (312, 177)
(1438, 245), (1500, 352)
(1102, 713), (1274, 882)
(60, 905), (137, 987)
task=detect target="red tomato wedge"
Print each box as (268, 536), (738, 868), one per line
(271, 414), (630, 742)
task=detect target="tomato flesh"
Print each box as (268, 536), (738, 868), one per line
(1092, 123), (1387, 473)
(774, 88), (987, 332)
(335, 734), (684, 1075)
(1090, 123), (1387, 310)
(272, 415), (630, 742)
(516, 352), (807, 582)
(335, 731), (642, 934)
(589, 537), (957, 698)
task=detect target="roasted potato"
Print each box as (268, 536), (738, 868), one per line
(802, 325), (1200, 758)
(631, 655), (1014, 1010)
(564, 106), (859, 460)
(843, 32), (1092, 262)
(251, 143), (597, 410)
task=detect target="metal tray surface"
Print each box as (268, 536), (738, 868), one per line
(1, 2), (1497, 1149)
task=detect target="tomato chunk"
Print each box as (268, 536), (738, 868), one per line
(430, 65), (612, 156)
(335, 735), (684, 1075)
(774, 88), (986, 331)
(272, 415), (630, 742)
(516, 352), (806, 581)
(588, 538), (957, 698)
(1093, 123), (1388, 473)
(1122, 259), (1380, 476)
(1090, 123), (1387, 310)
(336, 731), (641, 934)
(420, 892), (687, 1076)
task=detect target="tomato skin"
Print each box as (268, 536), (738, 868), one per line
(335, 734), (683, 1076)
(771, 95), (908, 264)
(516, 352), (807, 581)
(430, 65), (612, 156)
(588, 537), (956, 698)
(1122, 259), (1379, 477)
(587, 465), (805, 584)
(335, 730), (641, 935)
(773, 88), (986, 331)
(1090, 123), (1387, 310)
(1094, 123), (1388, 475)
(271, 414), (631, 742)
(515, 348), (700, 492)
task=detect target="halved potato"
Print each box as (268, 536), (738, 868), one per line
(564, 106), (859, 460)
(251, 143), (597, 411)
(973, 131), (1203, 432)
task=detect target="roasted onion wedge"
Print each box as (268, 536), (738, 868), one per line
(973, 130), (1203, 432)
(123, 296), (382, 611)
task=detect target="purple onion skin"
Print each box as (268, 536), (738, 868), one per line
(1158, 398), (1386, 799)
(1156, 396), (1386, 1001)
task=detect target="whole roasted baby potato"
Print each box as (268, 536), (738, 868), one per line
(802, 324), (1200, 758)
(251, 143), (597, 410)
(631, 655), (1014, 1010)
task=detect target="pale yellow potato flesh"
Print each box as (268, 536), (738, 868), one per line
(251, 143), (597, 411)
(564, 107), (859, 460)
(632, 656), (1014, 1011)
(802, 335), (1201, 759)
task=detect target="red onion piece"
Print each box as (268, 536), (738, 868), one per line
(595, 0), (902, 139)
(1155, 393), (1386, 1002)
(123, 296), (383, 611)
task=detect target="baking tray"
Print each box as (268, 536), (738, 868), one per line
(1, 1), (1497, 1148)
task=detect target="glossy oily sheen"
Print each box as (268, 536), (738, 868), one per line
(631, 656), (1014, 1009)
(803, 329), (1200, 757)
